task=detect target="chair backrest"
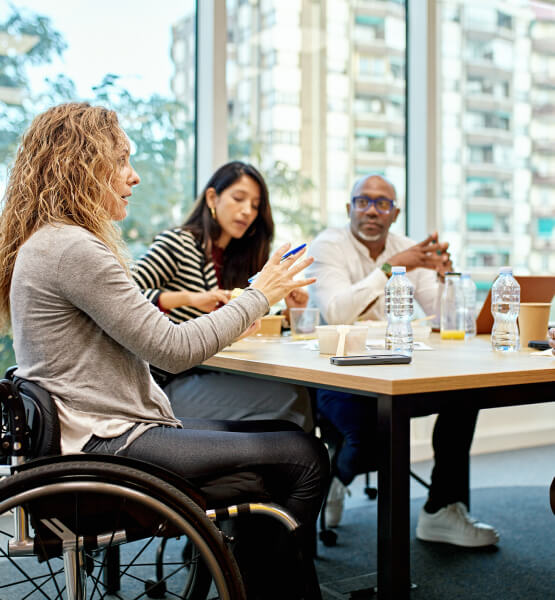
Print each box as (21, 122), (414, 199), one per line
(3, 370), (61, 458)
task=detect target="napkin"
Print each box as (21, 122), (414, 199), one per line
(530, 348), (554, 357)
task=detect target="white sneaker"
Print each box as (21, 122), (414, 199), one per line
(325, 477), (349, 528)
(416, 502), (499, 547)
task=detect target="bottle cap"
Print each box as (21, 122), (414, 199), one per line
(499, 266), (513, 274)
(391, 266), (406, 274)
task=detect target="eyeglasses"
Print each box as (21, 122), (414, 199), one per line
(352, 195), (395, 214)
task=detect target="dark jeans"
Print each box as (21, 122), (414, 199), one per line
(317, 389), (478, 511)
(83, 418), (329, 599)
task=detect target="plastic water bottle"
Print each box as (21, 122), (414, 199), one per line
(385, 266), (414, 355)
(461, 273), (477, 338)
(440, 273), (465, 340)
(491, 267), (520, 352)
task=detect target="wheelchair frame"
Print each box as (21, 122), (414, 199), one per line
(0, 370), (300, 600)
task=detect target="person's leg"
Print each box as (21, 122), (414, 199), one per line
(316, 389), (376, 528)
(416, 407), (499, 547)
(425, 407), (478, 512)
(83, 421), (329, 599)
(165, 371), (313, 431)
(316, 389), (377, 485)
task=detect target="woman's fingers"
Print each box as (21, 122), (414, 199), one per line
(284, 255), (314, 277)
(269, 243), (291, 264)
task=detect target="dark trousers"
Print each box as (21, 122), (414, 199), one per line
(83, 418), (328, 599)
(317, 389), (478, 511)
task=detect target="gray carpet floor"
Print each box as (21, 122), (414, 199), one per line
(317, 444), (555, 600)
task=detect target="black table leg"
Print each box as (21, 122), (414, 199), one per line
(376, 394), (411, 599)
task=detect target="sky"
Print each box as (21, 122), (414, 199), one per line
(4, 0), (195, 99)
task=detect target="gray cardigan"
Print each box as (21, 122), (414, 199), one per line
(10, 224), (268, 431)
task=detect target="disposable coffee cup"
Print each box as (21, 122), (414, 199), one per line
(316, 324), (369, 355)
(518, 302), (551, 348)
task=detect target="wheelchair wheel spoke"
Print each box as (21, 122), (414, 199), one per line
(0, 460), (245, 599)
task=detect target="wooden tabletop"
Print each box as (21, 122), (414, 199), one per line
(202, 334), (554, 396)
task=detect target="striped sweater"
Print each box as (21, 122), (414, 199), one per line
(132, 229), (218, 323)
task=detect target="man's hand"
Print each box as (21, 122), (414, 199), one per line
(285, 287), (309, 309)
(389, 232), (452, 276)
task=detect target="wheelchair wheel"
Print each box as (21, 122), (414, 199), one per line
(0, 460), (245, 599)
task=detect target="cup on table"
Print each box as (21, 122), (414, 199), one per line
(316, 324), (369, 355)
(289, 308), (320, 340)
(255, 315), (285, 336)
(518, 302), (551, 348)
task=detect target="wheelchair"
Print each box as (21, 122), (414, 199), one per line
(0, 368), (300, 599)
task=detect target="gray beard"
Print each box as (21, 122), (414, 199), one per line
(356, 229), (382, 242)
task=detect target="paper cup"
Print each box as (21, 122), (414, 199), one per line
(518, 303), (551, 348)
(256, 315), (285, 336)
(316, 325), (369, 355)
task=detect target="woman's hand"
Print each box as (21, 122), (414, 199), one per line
(285, 287), (309, 309)
(250, 243), (316, 307)
(236, 319), (261, 341)
(188, 290), (231, 312)
(158, 289), (231, 312)
(549, 328), (555, 356)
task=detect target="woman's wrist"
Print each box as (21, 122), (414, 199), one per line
(159, 290), (191, 310)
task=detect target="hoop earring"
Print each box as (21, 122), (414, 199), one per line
(210, 206), (216, 219)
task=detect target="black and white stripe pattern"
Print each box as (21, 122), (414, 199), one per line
(132, 228), (218, 323)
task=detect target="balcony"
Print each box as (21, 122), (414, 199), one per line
(465, 60), (513, 79)
(465, 162), (513, 179)
(532, 38), (555, 57)
(532, 139), (555, 154)
(465, 97), (513, 117)
(531, 236), (555, 251)
(532, 72), (555, 89)
(465, 128), (513, 145)
(463, 20), (515, 42)
(532, 172), (555, 185)
(354, 113), (404, 135)
(355, 78), (405, 97)
(466, 196), (512, 210)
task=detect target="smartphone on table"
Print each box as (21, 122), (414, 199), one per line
(330, 354), (412, 366)
(528, 340), (550, 351)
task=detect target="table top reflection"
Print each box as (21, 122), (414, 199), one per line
(202, 333), (554, 396)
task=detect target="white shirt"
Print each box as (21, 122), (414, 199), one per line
(306, 226), (442, 324)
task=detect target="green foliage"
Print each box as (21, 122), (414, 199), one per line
(0, 336), (15, 376)
(0, 5), (195, 367)
(0, 6), (68, 168)
(91, 75), (195, 256)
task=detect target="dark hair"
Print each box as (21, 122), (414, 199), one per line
(182, 161), (274, 288)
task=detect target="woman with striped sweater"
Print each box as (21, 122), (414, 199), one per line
(133, 161), (313, 430)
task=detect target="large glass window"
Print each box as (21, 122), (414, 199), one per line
(439, 0), (555, 302)
(225, 0), (407, 242)
(0, 0), (196, 371)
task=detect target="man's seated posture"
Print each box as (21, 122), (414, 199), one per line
(306, 173), (499, 547)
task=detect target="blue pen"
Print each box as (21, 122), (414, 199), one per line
(248, 243), (307, 284)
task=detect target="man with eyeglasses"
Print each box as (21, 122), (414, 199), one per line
(306, 174), (499, 548)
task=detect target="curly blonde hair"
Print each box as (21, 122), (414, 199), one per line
(0, 102), (131, 332)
